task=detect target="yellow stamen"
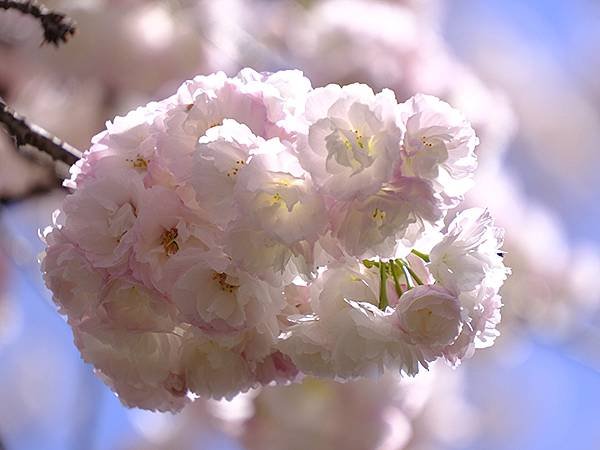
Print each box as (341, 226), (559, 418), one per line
(211, 272), (238, 293)
(226, 159), (245, 177)
(271, 192), (283, 205)
(372, 208), (386, 226)
(421, 136), (434, 148)
(160, 228), (179, 256)
(126, 155), (149, 170)
(353, 129), (365, 149)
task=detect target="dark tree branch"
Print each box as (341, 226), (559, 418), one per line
(0, 1), (80, 202)
(0, 0), (76, 46)
(0, 97), (82, 166)
(0, 181), (62, 205)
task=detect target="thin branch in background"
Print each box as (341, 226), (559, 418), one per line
(0, 97), (82, 166)
(0, 0), (76, 46)
(0, 1), (79, 203)
(0, 179), (62, 205)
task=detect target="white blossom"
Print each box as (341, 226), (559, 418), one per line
(40, 68), (507, 411)
(429, 208), (508, 294)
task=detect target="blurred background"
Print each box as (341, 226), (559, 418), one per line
(1, 0), (600, 449)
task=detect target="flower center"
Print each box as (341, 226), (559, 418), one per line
(420, 136), (434, 148)
(160, 227), (179, 256)
(226, 159), (245, 177)
(164, 373), (187, 397)
(371, 208), (386, 226)
(211, 272), (238, 293)
(351, 129), (366, 149)
(326, 126), (375, 172)
(271, 192), (283, 206)
(126, 155), (149, 170)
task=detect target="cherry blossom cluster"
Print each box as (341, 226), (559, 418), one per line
(41, 68), (508, 412)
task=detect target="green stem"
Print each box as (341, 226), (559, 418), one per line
(403, 260), (424, 286)
(397, 259), (414, 290)
(378, 260), (389, 310)
(411, 249), (430, 263)
(389, 259), (404, 297)
(407, 267), (423, 286)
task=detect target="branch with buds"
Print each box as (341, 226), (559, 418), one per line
(0, 0), (76, 46)
(0, 97), (82, 166)
(0, 0), (81, 175)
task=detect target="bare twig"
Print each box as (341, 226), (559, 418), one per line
(0, 97), (82, 166)
(0, 0), (76, 46)
(0, 179), (62, 205)
(0, 1), (80, 203)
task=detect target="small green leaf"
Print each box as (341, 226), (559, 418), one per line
(411, 249), (430, 263)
